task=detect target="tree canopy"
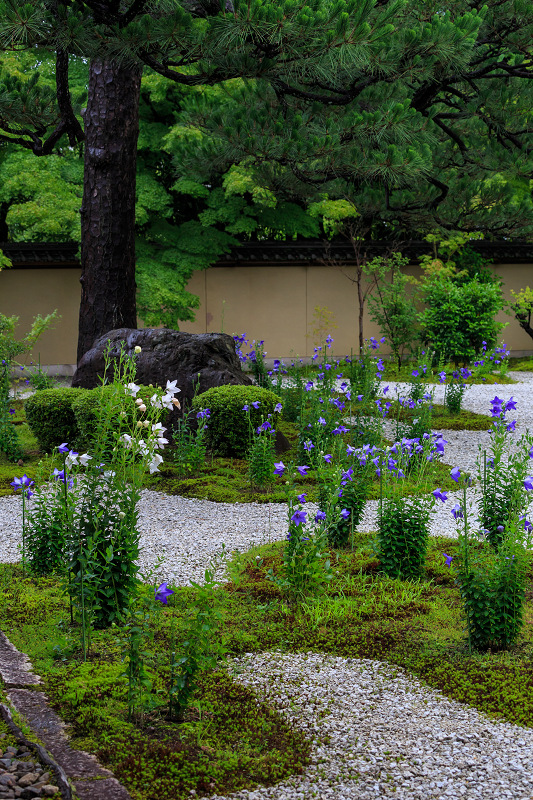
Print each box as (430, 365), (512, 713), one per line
(0, 1), (531, 340)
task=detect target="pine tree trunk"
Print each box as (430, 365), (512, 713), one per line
(77, 59), (142, 363)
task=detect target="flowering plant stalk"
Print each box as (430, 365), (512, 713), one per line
(233, 333), (272, 389)
(10, 474), (35, 577)
(449, 466), (531, 652)
(274, 361), (305, 424)
(66, 343), (175, 628)
(120, 586), (158, 722)
(316, 453), (372, 548)
(156, 556), (226, 722)
(375, 433), (447, 579)
(478, 396), (533, 550)
(247, 412), (277, 491)
(0, 358), (23, 462)
(346, 339), (383, 400)
(269, 462), (333, 602)
(471, 342), (511, 381)
(172, 408), (210, 477)
(408, 351), (431, 403)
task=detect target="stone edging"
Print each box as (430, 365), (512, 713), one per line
(0, 699), (72, 799)
(0, 629), (132, 800)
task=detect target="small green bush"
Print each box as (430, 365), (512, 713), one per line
(25, 387), (86, 453)
(192, 384), (282, 458)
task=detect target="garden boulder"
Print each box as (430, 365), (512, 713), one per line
(72, 328), (253, 418)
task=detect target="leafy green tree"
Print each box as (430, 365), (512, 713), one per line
(510, 287), (533, 344)
(417, 235), (507, 364)
(364, 252), (420, 369)
(2, 0), (396, 360)
(0, 53), (325, 329)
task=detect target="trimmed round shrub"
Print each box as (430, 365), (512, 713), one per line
(25, 387), (87, 453)
(192, 384), (282, 458)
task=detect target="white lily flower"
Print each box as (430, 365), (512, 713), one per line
(138, 440), (149, 456)
(122, 434), (133, 449)
(156, 437), (169, 450)
(166, 380), (181, 395)
(103, 470), (116, 481)
(152, 422), (167, 434)
(79, 453), (92, 467)
(65, 451), (79, 468)
(149, 454), (163, 474)
(161, 393), (174, 410)
(126, 382), (141, 397)
(150, 394), (162, 409)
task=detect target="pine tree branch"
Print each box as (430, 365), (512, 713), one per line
(271, 79), (352, 105)
(432, 117), (467, 154)
(120, 0), (150, 28)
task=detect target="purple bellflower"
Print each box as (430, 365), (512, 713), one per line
(291, 509), (307, 526)
(155, 582), (174, 605)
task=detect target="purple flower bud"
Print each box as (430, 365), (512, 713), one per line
(451, 504), (463, 520)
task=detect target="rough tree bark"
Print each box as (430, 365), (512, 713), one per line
(77, 59), (142, 363)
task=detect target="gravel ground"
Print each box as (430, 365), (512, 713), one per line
(206, 651), (533, 800)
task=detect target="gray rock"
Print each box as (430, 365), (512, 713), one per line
(71, 329), (252, 420)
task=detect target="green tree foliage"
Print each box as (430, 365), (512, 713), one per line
(510, 287), (533, 343)
(0, 52), (326, 328)
(364, 252), (420, 369)
(418, 236), (507, 364)
(175, 1), (533, 240)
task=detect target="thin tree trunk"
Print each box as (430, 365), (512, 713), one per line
(77, 59), (142, 363)
(356, 265), (364, 355)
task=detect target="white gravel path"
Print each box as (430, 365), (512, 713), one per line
(207, 651), (533, 800)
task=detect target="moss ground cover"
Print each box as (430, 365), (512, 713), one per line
(380, 401), (493, 431)
(2, 531), (533, 799)
(508, 357), (533, 372)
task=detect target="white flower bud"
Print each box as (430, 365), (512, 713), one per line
(136, 421), (143, 427)
(143, 420), (150, 428)
(138, 404), (147, 413)
(135, 398), (143, 406)
(134, 346), (142, 354)
(118, 511), (126, 519)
